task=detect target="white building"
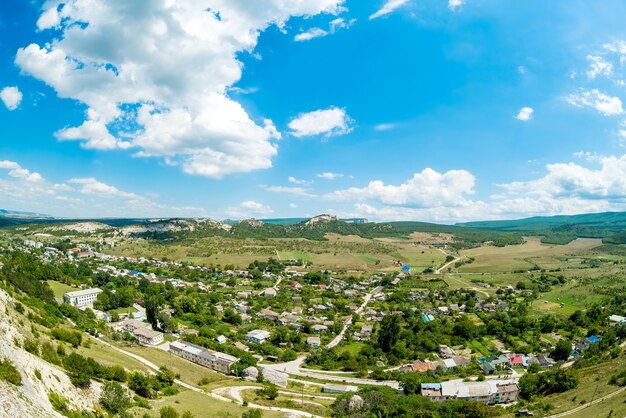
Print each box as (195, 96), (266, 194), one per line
(245, 329), (271, 344)
(64, 288), (102, 307)
(170, 341), (239, 374)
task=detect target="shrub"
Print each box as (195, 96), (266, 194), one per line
(23, 338), (40, 356)
(0, 358), (22, 385)
(160, 406), (179, 418)
(99, 381), (132, 414)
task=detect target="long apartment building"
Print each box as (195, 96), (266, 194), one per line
(63, 288), (102, 307)
(420, 379), (519, 405)
(169, 341), (239, 375)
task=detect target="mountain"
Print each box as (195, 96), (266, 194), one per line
(0, 209), (52, 218)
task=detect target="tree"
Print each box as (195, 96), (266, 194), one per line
(552, 339), (572, 361)
(128, 371), (152, 398)
(257, 384), (278, 400)
(63, 353), (93, 387)
(160, 406), (179, 418)
(145, 296), (161, 330)
(377, 314), (401, 352)
(99, 381), (131, 414)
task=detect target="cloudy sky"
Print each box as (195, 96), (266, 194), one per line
(2, 0), (626, 222)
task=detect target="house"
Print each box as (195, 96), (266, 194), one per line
(421, 380), (519, 404)
(307, 336), (321, 348)
(609, 314), (626, 324)
(245, 329), (271, 344)
(64, 288), (102, 307)
(400, 360), (437, 373)
(258, 308), (280, 321)
(133, 327), (164, 345)
(481, 354), (511, 375)
(170, 341), (239, 374)
(262, 288), (277, 297)
(216, 335), (227, 344)
(312, 324), (328, 333)
(322, 384), (358, 394)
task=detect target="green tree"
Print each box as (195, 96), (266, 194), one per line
(377, 314), (401, 352)
(99, 381), (131, 414)
(552, 339), (572, 361)
(63, 353), (93, 387)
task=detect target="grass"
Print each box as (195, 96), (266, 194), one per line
(338, 342), (366, 356)
(108, 306), (138, 315)
(133, 387), (284, 418)
(46, 280), (76, 300)
(469, 340), (491, 356)
(278, 251), (314, 262)
(119, 344), (230, 388)
(77, 338), (151, 373)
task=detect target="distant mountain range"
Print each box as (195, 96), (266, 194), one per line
(2, 209), (626, 245)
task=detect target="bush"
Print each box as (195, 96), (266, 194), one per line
(160, 406), (179, 418)
(52, 328), (82, 348)
(23, 338), (40, 355)
(256, 384), (278, 400)
(0, 358), (22, 385)
(41, 342), (62, 365)
(63, 353), (94, 387)
(242, 410), (263, 418)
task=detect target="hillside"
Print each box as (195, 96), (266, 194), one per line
(458, 211), (626, 244)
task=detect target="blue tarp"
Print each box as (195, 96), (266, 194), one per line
(402, 265), (410, 271)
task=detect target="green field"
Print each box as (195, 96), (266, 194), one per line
(277, 250), (314, 262)
(46, 280), (76, 300)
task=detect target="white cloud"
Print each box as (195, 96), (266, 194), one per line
(0, 160), (204, 217)
(265, 185), (316, 197)
(317, 172), (344, 180)
(295, 28), (328, 42)
(226, 201), (273, 218)
(500, 155), (626, 200)
(586, 55), (613, 79)
(515, 107), (534, 121)
(294, 17), (355, 42)
(448, 0), (465, 11)
(517, 65), (527, 75)
(16, 0), (345, 178)
(0, 87), (23, 110)
(289, 107), (353, 138)
(0, 160), (43, 182)
(288, 176), (311, 185)
(327, 168), (475, 207)
(374, 123), (398, 131)
(369, 0), (409, 20)
(567, 89), (623, 116)
(289, 203), (298, 208)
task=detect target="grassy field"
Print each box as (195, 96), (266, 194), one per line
(515, 354), (626, 418)
(46, 280), (76, 300)
(131, 387), (284, 418)
(277, 250), (314, 262)
(458, 238), (602, 273)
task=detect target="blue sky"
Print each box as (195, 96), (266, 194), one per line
(2, 0), (626, 222)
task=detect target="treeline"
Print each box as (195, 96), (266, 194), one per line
(331, 386), (493, 418)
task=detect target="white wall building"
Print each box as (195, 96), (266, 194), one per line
(64, 288), (102, 307)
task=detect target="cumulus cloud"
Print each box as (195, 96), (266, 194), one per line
(448, 0), (465, 11)
(0, 160), (43, 182)
(317, 172), (344, 180)
(289, 107), (353, 138)
(369, 0), (409, 20)
(0, 160), (205, 218)
(327, 168), (476, 207)
(226, 201), (273, 218)
(500, 155), (626, 200)
(0, 87), (23, 110)
(515, 107), (534, 121)
(16, 0), (345, 178)
(567, 89), (623, 116)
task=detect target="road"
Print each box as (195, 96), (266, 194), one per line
(263, 285), (401, 389)
(92, 336), (320, 417)
(435, 250), (461, 274)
